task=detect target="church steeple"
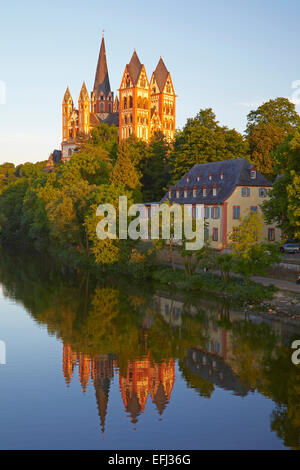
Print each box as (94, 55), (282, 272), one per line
(93, 34), (111, 97)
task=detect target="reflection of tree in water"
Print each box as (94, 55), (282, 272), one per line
(0, 245), (299, 447)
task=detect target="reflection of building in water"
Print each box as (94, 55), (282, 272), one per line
(91, 354), (115, 434)
(119, 357), (175, 424)
(62, 344), (175, 430)
(63, 343), (78, 385)
(184, 349), (249, 396)
(62, 344), (115, 433)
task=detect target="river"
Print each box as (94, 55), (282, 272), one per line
(0, 247), (299, 449)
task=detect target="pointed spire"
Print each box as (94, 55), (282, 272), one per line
(79, 81), (89, 100)
(153, 57), (169, 92)
(63, 86), (72, 103)
(93, 35), (111, 96)
(127, 50), (143, 85)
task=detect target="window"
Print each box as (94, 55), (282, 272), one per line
(176, 188), (180, 198)
(250, 170), (256, 179)
(205, 207), (210, 218)
(208, 173), (212, 181)
(220, 172), (224, 180)
(259, 188), (267, 197)
(241, 187), (250, 197)
(212, 228), (218, 241)
(203, 186), (207, 197)
(184, 187), (187, 198)
(197, 174), (200, 182)
(186, 175), (190, 182)
(168, 189), (172, 199)
(193, 187), (197, 197)
(233, 206), (240, 219)
(213, 207), (220, 219)
(268, 228), (275, 241)
(250, 206), (257, 213)
(212, 185), (217, 196)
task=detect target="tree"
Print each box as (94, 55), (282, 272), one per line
(262, 131), (300, 239)
(246, 97), (300, 135)
(170, 108), (248, 181)
(246, 98), (300, 176)
(229, 212), (282, 283)
(110, 140), (141, 192)
(139, 132), (171, 202)
(247, 123), (286, 175)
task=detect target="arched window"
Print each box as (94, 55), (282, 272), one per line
(143, 98), (148, 109)
(100, 103), (104, 112)
(129, 96), (133, 108)
(124, 97), (127, 109)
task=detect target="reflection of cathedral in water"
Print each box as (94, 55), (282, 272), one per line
(119, 356), (175, 424)
(62, 344), (175, 432)
(62, 293), (298, 434)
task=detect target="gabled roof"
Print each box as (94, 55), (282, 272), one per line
(161, 158), (272, 205)
(93, 36), (111, 97)
(153, 57), (169, 92)
(127, 50), (143, 85)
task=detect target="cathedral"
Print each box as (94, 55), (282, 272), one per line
(61, 35), (176, 162)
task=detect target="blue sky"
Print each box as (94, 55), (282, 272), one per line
(0, 0), (299, 164)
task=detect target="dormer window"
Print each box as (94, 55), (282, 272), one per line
(168, 188), (172, 199)
(184, 186), (187, 198)
(220, 172), (224, 180)
(203, 185), (207, 197)
(212, 185), (217, 196)
(193, 186), (197, 197)
(250, 168), (257, 179)
(186, 175), (190, 183)
(208, 173), (212, 181)
(176, 187), (180, 198)
(196, 173), (200, 182)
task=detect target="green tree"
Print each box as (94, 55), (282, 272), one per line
(170, 108), (248, 180)
(246, 97), (300, 135)
(246, 98), (300, 175)
(230, 212), (282, 283)
(139, 132), (171, 202)
(262, 131), (300, 239)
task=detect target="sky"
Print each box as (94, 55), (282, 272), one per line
(0, 0), (300, 165)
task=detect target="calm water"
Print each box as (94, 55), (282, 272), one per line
(0, 247), (299, 450)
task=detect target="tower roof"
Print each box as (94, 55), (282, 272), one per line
(153, 57), (169, 92)
(93, 36), (111, 96)
(127, 50), (143, 85)
(79, 82), (89, 100)
(63, 86), (72, 103)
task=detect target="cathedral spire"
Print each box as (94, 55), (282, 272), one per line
(93, 35), (111, 97)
